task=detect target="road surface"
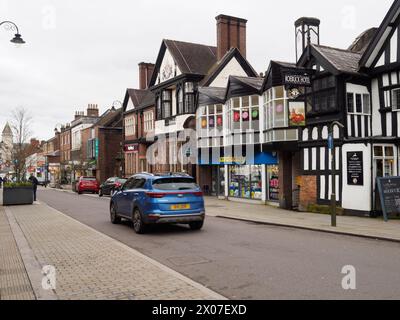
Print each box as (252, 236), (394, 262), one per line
(38, 188), (400, 299)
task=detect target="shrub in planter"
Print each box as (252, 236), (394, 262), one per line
(3, 182), (34, 206)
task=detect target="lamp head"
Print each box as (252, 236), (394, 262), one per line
(10, 33), (25, 45)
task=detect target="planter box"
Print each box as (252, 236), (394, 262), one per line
(3, 187), (34, 206)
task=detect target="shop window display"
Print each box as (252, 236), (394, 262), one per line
(229, 165), (262, 200)
(267, 165), (279, 201)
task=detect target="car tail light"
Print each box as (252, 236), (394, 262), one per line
(146, 192), (166, 198)
(193, 191), (203, 197)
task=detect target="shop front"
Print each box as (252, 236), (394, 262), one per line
(199, 148), (279, 203)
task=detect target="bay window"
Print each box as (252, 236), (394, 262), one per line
(184, 82), (196, 114)
(263, 86), (288, 130)
(227, 95), (260, 133)
(162, 90), (172, 119)
(177, 86), (184, 114)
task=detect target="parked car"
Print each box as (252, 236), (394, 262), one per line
(110, 173), (205, 234)
(76, 176), (100, 194)
(37, 179), (49, 187)
(99, 177), (127, 197)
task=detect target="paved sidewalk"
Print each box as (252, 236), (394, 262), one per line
(0, 195), (224, 300)
(205, 197), (400, 243)
(0, 206), (35, 300)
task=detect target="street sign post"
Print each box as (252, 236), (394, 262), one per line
(328, 122), (344, 227)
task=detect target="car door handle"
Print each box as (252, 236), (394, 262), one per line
(133, 193), (139, 196)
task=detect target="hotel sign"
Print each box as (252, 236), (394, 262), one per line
(124, 144), (139, 153)
(284, 72), (311, 87)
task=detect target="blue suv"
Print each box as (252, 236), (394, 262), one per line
(110, 173), (205, 234)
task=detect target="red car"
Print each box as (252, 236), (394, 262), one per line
(76, 177), (99, 194)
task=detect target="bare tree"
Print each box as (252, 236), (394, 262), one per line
(11, 107), (33, 182)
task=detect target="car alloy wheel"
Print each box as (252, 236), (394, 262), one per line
(132, 209), (146, 234)
(110, 203), (121, 224)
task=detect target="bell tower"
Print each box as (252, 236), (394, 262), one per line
(295, 17), (320, 62)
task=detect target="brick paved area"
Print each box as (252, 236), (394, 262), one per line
(0, 207), (35, 300)
(2, 202), (224, 300)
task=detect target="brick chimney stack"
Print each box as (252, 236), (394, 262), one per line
(74, 111), (84, 120)
(138, 62), (155, 90)
(87, 104), (99, 117)
(216, 14), (247, 61)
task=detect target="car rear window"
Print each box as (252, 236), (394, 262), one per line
(82, 177), (96, 181)
(152, 178), (198, 191)
(117, 179), (127, 184)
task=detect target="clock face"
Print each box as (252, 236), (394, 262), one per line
(161, 63), (173, 81)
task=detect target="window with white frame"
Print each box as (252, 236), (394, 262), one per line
(263, 86), (288, 130)
(198, 104), (224, 137)
(347, 93), (371, 115)
(143, 111), (154, 132)
(227, 95), (260, 133)
(374, 145), (395, 178)
(124, 115), (136, 137)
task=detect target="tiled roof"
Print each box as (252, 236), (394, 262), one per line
(348, 28), (378, 54)
(95, 108), (122, 127)
(164, 39), (217, 75)
(137, 90), (155, 110)
(312, 44), (363, 75)
(230, 76), (264, 91)
(127, 89), (148, 107)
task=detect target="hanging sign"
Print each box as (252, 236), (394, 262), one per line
(124, 144), (139, 153)
(347, 152), (364, 186)
(376, 177), (400, 222)
(288, 101), (306, 127)
(284, 72), (311, 87)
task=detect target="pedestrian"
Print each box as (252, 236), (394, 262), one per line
(0, 176), (3, 189)
(29, 174), (39, 202)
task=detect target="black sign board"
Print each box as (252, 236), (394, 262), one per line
(347, 152), (364, 186)
(283, 72), (311, 87)
(376, 177), (400, 222)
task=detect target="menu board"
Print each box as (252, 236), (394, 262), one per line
(376, 177), (400, 222)
(347, 152), (364, 186)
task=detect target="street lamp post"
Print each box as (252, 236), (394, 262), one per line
(0, 20), (25, 44)
(328, 121), (345, 227)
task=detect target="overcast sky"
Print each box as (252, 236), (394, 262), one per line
(0, 0), (394, 140)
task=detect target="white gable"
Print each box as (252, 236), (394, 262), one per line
(209, 57), (248, 88)
(156, 48), (182, 84)
(125, 97), (135, 112)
